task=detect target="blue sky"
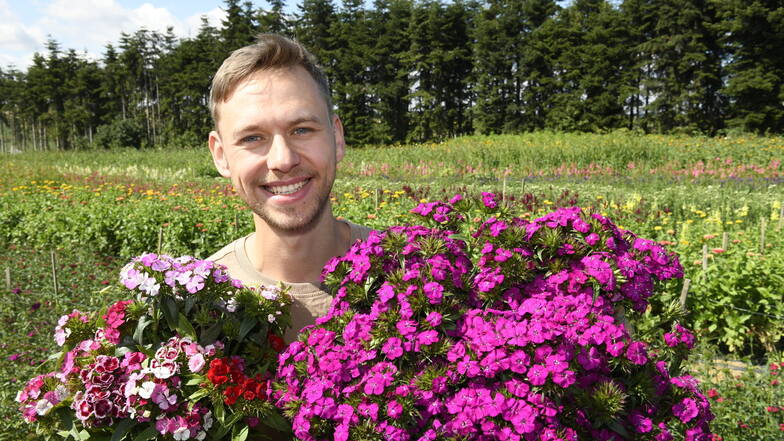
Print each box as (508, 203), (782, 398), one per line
(0, 0), (234, 69)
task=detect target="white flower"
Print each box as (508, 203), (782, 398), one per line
(195, 431), (207, 441)
(268, 314), (276, 323)
(139, 276), (160, 296)
(225, 298), (238, 313)
(35, 399), (53, 416)
(173, 427), (190, 441)
(138, 381), (156, 399)
(175, 270), (193, 286)
(54, 385), (70, 401)
(203, 411), (213, 430)
(261, 287), (279, 300)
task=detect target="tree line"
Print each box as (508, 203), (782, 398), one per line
(1, 0), (782, 151)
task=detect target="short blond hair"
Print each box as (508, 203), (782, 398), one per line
(209, 33), (332, 125)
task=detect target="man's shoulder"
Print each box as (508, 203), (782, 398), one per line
(206, 238), (240, 264)
(346, 220), (374, 242)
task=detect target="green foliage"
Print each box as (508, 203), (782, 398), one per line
(3, 0), (784, 152)
(93, 118), (144, 149)
(688, 346), (784, 441)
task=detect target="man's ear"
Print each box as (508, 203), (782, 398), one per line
(208, 130), (232, 178)
(332, 115), (346, 162)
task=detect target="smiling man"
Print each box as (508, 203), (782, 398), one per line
(206, 34), (372, 342)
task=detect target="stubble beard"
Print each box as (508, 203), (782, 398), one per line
(244, 172), (336, 235)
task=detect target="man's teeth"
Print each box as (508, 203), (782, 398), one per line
(265, 180), (307, 195)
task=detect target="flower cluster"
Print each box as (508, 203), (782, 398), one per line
(207, 357), (270, 406)
(276, 194), (714, 441)
(18, 253), (292, 439)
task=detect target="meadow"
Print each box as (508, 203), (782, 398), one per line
(1, 132), (783, 440)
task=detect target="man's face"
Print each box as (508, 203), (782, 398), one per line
(209, 66), (345, 233)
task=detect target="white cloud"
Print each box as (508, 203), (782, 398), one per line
(1, 0), (227, 68)
(0, 0), (47, 67)
(182, 7), (226, 38)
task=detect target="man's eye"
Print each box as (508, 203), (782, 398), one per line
(241, 135), (262, 143)
(292, 127), (312, 136)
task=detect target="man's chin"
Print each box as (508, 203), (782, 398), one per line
(252, 205), (328, 235)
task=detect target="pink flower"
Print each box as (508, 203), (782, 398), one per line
(188, 354), (206, 373)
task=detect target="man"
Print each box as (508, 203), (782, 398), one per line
(207, 34), (372, 343)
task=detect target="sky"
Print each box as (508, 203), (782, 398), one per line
(1, 0), (577, 71)
(0, 0), (234, 69)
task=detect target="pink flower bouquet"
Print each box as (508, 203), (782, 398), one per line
(275, 193), (714, 441)
(18, 253), (291, 440)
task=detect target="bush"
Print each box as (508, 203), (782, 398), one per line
(94, 117), (144, 149)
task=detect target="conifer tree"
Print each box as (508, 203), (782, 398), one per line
(717, 0), (784, 133)
(405, 0), (474, 141)
(641, 0), (724, 134)
(366, 0), (413, 143)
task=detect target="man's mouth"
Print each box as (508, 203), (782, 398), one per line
(263, 179), (309, 195)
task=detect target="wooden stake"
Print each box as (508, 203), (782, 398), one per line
(374, 188), (379, 212)
(157, 226), (164, 255)
(702, 244), (708, 271)
(679, 278), (691, 310)
(4, 267), (10, 291)
(50, 251), (58, 297)
(722, 232), (729, 251)
(501, 177), (507, 207)
(234, 212), (240, 235)
(760, 218), (767, 254)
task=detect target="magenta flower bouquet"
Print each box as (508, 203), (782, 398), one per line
(17, 253), (291, 440)
(275, 193), (714, 441)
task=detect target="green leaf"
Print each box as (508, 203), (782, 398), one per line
(232, 424), (249, 441)
(177, 313), (197, 339)
(110, 419), (138, 441)
(188, 387), (211, 402)
(185, 375), (205, 386)
(184, 295), (197, 315)
(263, 410), (292, 433)
(133, 426), (159, 441)
(200, 320), (223, 346)
(133, 316), (152, 345)
(214, 399), (226, 423)
(161, 296), (179, 331)
(608, 420), (631, 438)
(237, 316), (258, 344)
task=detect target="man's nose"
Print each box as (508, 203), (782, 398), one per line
(266, 135), (300, 173)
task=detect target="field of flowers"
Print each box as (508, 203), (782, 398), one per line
(0, 132), (782, 439)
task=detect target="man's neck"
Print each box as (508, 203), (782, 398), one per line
(245, 212), (351, 285)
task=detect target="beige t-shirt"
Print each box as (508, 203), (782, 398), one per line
(207, 220), (373, 343)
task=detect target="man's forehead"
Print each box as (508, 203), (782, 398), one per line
(216, 66), (327, 117)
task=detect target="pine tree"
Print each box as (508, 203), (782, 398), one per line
(329, 0), (376, 145)
(405, 0), (474, 142)
(541, 0), (631, 131)
(717, 0), (784, 133)
(259, 0), (292, 35)
(641, 0), (725, 134)
(220, 0), (259, 55)
(367, 0), (413, 143)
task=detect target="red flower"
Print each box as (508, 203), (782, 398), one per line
(207, 359), (231, 385)
(707, 388), (719, 399)
(767, 406), (779, 413)
(268, 333), (286, 353)
(224, 385), (242, 406)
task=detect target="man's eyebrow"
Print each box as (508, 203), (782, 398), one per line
(232, 114), (325, 137)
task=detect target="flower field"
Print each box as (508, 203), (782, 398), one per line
(1, 132), (783, 440)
